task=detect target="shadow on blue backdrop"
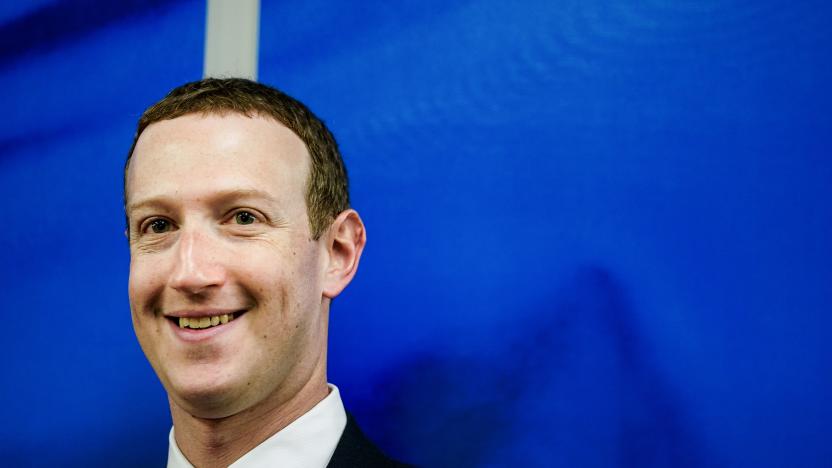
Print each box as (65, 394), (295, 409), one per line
(358, 267), (705, 467)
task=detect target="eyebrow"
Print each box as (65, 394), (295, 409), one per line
(126, 189), (281, 214)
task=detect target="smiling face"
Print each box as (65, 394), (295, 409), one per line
(126, 113), (333, 419)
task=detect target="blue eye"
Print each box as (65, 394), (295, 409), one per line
(149, 219), (171, 233)
(235, 211), (256, 225)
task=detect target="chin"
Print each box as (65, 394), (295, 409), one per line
(172, 387), (246, 419)
(166, 370), (250, 419)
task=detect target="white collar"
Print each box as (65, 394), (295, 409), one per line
(167, 384), (347, 468)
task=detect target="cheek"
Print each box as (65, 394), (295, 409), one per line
(239, 260), (291, 315)
(291, 243), (325, 294)
(128, 262), (165, 361)
(128, 258), (166, 312)
(246, 241), (320, 294)
(243, 256), (318, 333)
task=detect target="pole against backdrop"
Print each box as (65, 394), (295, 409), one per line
(204, 0), (260, 80)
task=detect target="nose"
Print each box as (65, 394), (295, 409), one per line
(168, 228), (227, 295)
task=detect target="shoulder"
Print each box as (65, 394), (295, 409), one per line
(327, 412), (414, 468)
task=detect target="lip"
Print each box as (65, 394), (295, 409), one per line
(167, 310), (246, 343)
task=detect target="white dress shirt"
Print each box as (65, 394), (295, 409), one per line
(167, 384), (347, 468)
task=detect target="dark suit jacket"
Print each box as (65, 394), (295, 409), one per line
(327, 413), (412, 468)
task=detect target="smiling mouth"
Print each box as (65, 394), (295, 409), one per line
(167, 311), (244, 330)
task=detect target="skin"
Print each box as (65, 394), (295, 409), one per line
(126, 113), (366, 468)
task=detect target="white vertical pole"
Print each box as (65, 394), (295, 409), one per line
(203, 0), (260, 80)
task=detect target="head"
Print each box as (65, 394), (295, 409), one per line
(125, 78), (366, 419)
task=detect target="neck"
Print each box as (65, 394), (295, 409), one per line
(169, 360), (329, 468)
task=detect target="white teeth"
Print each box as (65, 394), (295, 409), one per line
(177, 313), (237, 329)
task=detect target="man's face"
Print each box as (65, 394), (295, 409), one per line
(126, 113), (329, 418)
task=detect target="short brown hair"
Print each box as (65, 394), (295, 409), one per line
(124, 78), (349, 239)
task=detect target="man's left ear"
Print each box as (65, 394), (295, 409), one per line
(322, 209), (366, 299)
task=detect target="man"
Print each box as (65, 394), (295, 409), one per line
(125, 78), (406, 467)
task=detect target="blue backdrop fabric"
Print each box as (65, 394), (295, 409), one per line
(1, 1), (830, 467)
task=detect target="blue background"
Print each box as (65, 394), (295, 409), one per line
(1, 1), (830, 466)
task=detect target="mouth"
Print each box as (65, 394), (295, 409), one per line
(165, 310), (247, 330)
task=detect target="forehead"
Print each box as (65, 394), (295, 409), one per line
(126, 113), (310, 207)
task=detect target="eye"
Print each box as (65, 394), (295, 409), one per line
(234, 211), (257, 225)
(148, 219), (171, 234)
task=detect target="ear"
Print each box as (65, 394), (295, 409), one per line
(322, 209), (367, 299)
